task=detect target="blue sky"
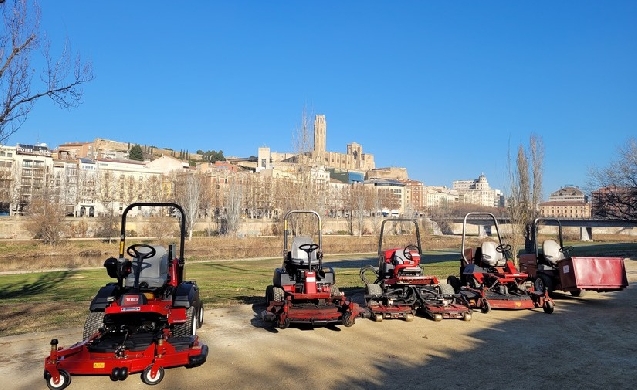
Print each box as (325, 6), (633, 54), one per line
(8, 1), (637, 199)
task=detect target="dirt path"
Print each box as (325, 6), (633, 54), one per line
(3, 258), (637, 390)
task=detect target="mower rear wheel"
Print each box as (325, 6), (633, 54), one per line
(197, 302), (204, 328)
(481, 300), (491, 314)
(173, 307), (196, 337)
(330, 284), (341, 297)
(265, 285), (274, 304)
(534, 274), (554, 295)
(82, 311), (105, 340)
(570, 289), (585, 297)
(446, 275), (461, 293)
(141, 366), (164, 385)
(365, 283), (383, 297)
(439, 283), (455, 298)
(273, 287), (285, 302)
(46, 369), (71, 390)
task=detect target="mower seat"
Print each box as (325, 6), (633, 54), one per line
(126, 245), (169, 289)
(393, 250), (421, 275)
(289, 236), (317, 267)
(543, 240), (565, 265)
(481, 241), (505, 267)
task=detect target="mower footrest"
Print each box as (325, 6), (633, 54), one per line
(167, 336), (195, 352)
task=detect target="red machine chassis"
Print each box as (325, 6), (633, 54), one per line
(44, 332), (207, 388)
(263, 292), (362, 328)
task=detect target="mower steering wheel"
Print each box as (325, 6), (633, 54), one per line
(298, 243), (320, 253)
(496, 244), (512, 254)
(127, 244), (156, 260)
(403, 244), (419, 260)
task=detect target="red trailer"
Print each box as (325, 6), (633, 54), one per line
(518, 218), (629, 296)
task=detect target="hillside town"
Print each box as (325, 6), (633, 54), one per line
(0, 115), (593, 222)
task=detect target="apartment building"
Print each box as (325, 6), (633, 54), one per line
(0, 145), (16, 214)
(452, 174), (503, 208)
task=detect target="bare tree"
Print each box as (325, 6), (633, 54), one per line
(222, 177), (243, 236)
(344, 183), (375, 236)
(25, 185), (66, 245)
(0, 0), (94, 143)
(588, 137), (637, 219)
(173, 171), (204, 240)
(507, 134), (544, 257)
(95, 170), (119, 242)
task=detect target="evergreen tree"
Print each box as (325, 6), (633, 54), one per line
(129, 144), (144, 161)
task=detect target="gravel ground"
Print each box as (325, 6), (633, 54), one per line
(3, 258), (636, 390)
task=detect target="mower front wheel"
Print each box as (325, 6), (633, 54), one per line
(46, 369), (71, 390)
(141, 366), (165, 386)
(342, 312), (355, 327)
(543, 300), (555, 314)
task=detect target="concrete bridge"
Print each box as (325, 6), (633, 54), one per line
(446, 216), (637, 241)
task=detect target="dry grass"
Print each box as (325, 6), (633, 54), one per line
(0, 234), (467, 272)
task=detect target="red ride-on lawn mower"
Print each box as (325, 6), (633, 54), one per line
(360, 218), (472, 322)
(519, 218), (629, 297)
(261, 210), (362, 329)
(447, 212), (554, 314)
(44, 202), (208, 389)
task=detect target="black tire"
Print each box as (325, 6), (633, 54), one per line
(342, 312), (355, 327)
(481, 300), (491, 314)
(570, 289), (585, 297)
(173, 306), (196, 337)
(265, 285), (274, 304)
(543, 300), (555, 314)
(330, 284), (341, 297)
(273, 287), (285, 302)
(446, 275), (461, 292)
(279, 317), (290, 329)
(365, 283), (383, 297)
(439, 283), (455, 298)
(197, 302), (204, 328)
(141, 366), (164, 385)
(46, 369), (71, 390)
(82, 311), (105, 340)
(534, 274), (554, 295)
